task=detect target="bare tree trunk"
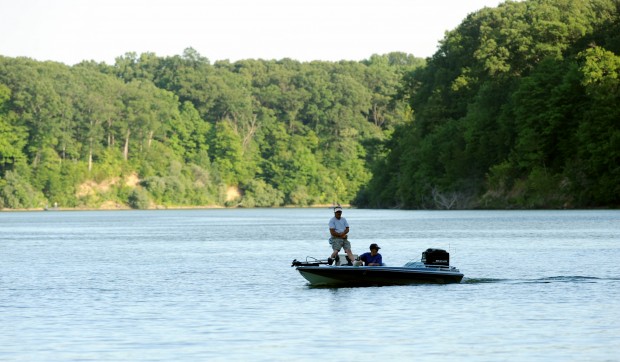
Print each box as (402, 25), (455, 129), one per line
(432, 187), (458, 210)
(107, 118), (114, 147)
(88, 139), (93, 172)
(372, 103), (385, 127)
(123, 128), (130, 161)
(242, 114), (258, 152)
(432, 186), (476, 209)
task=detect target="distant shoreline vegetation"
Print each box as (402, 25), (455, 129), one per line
(1, 0), (619, 210)
(2, 203), (351, 212)
(0, 51), (422, 210)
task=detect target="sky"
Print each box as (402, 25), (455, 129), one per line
(1, 0), (506, 65)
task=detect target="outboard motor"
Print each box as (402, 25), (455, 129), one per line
(422, 248), (449, 266)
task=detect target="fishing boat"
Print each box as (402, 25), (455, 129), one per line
(291, 248), (463, 286)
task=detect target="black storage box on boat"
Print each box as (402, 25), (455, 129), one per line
(422, 248), (449, 266)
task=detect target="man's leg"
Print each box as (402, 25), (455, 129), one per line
(329, 249), (341, 264)
(328, 241), (340, 264)
(345, 249), (355, 265)
(343, 240), (355, 265)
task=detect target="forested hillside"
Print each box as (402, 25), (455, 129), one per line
(0, 51), (422, 209)
(1, 0), (618, 210)
(358, 0), (620, 209)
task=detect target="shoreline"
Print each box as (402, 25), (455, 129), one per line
(1, 204), (351, 212)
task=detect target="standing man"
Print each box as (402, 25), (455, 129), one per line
(328, 206), (355, 265)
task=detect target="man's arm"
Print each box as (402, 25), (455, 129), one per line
(330, 227), (348, 238)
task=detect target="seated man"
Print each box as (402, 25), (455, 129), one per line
(359, 243), (383, 266)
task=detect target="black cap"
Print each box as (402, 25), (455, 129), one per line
(369, 243), (381, 250)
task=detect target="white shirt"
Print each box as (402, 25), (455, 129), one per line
(328, 216), (349, 234)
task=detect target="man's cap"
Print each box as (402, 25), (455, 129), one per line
(369, 243), (381, 250)
(334, 206), (342, 213)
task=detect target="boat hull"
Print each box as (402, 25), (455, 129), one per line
(296, 266), (463, 286)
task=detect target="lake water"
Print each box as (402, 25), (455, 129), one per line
(1, 209), (619, 361)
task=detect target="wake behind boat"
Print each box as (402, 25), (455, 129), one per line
(292, 248), (464, 286)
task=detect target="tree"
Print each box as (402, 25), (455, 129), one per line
(360, 0), (620, 209)
(575, 46), (620, 204)
(0, 84), (27, 176)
